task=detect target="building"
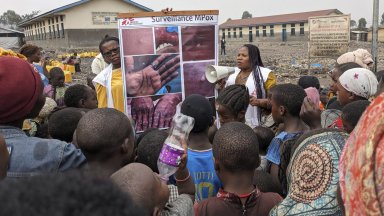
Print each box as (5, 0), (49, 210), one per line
(368, 26), (384, 42)
(0, 27), (25, 49)
(351, 30), (368, 42)
(18, 0), (152, 49)
(219, 9), (343, 43)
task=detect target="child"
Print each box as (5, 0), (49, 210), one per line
(181, 94), (221, 202)
(112, 163), (194, 216)
(265, 84), (307, 188)
(87, 73), (97, 90)
(64, 84), (98, 109)
(253, 126), (275, 171)
(75, 108), (135, 178)
(253, 170), (282, 194)
(48, 107), (89, 143)
(43, 67), (67, 107)
(341, 100), (370, 133)
(136, 129), (168, 173)
(195, 122), (282, 215)
(216, 84), (249, 125)
(297, 75), (320, 90)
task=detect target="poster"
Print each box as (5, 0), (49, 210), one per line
(309, 14), (350, 58)
(118, 11), (219, 132)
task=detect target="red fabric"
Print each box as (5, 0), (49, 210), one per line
(0, 56), (42, 123)
(328, 116), (343, 130)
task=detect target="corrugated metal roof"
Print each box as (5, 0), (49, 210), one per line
(18, 0), (153, 27)
(0, 27), (24, 34)
(220, 9), (342, 28)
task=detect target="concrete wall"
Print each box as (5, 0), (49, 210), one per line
(63, 0), (145, 29)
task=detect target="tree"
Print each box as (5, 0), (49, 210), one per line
(242, 11), (252, 19)
(0, 10), (22, 26)
(226, 18), (232, 22)
(381, 12), (384, 25)
(358, 18), (367, 30)
(21, 10), (40, 22)
(350, 20), (357, 28)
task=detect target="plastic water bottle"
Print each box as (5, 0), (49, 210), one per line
(157, 113), (194, 181)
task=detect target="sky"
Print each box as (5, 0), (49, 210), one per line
(1, 0), (383, 25)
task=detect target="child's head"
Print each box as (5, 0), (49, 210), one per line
(75, 108), (135, 172)
(181, 94), (213, 133)
(253, 170), (282, 194)
(87, 73), (97, 90)
(64, 84), (98, 109)
(213, 122), (259, 179)
(253, 126), (275, 155)
(136, 129), (168, 173)
(269, 84), (306, 123)
(48, 107), (88, 143)
(216, 84), (249, 125)
(111, 163), (169, 215)
(341, 100), (371, 133)
(298, 75), (320, 90)
(49, 67), (65, 87)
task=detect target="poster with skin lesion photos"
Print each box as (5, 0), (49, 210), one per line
(118, 11), (218, 133)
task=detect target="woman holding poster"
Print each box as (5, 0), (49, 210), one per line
(225, 44), (276, 128)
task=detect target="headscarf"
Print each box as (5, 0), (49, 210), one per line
(339, 68), (378, 99)
(0, 56), (42, 123)
(304, 87), (320, 107)
(339, 93), (384, 216)
(270, 129), (348, 216)
(337, 49), (373, 69)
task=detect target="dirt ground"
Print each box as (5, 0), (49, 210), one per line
(72, 41), (384, 89)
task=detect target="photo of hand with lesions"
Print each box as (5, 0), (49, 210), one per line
(128, 93), (182, 132)
(124, 54), (181, 97)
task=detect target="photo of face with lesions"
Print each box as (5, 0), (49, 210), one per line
(124, 54), (182, 98)
(121, 28), (154, 55)
(181, 25), (215, 61)
(183, 61), (215, 97)
(155, 26), (179, 54)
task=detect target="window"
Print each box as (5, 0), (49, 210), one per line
(228, 29), (231, 38)
(44, 27), (46, 39)
(270, 25), (274, 37)
(239, 27), (243, 38)
(233, 28), (237, 38)
(61, 23), (65, 38)
(53, 25), (56, 38)
(256, 29), (259, 37)
(249, 27), (252, 31)
(49, 26), (52, 39)
(222, 31), (225, 39)
(291, 24), (295, 36)
(300, 23), (305, 35)
(282, 24), (286, 28)
(48, 19), (50, 25)
(56, 16), (59, 23)
(262, 26), (266, 37)
(60, 15), (64, 22)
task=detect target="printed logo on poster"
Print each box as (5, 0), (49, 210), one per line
(120, 18), (144, 26)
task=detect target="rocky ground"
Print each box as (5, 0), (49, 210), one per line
(71, 41), (384, 88)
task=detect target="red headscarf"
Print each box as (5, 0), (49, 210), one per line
(0, 56), (42, 123)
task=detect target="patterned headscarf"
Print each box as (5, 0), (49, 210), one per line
(339, 68), (378, 99)
(339, 93), (384, 216)
(270, 129), (348, 216)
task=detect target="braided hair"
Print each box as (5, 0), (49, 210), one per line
(217, 84), (249, 116)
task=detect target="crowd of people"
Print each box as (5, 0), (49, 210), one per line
(0, 34), (383, 216)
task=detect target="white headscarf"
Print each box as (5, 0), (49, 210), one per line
(337, 49), (373, 69)
(339, 68), (378, 99)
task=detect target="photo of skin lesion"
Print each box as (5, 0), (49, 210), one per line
(128, 93), (182, 132)
(183, 61), (215, 97)
(181, 25), (215, 61)
(124, 54), (182, 98)
(155, 26), (180, 54)
(121, 28), (155, 55)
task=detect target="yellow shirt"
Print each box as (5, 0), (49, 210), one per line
(265, 72), (277, 91)
(95, 68), (125, 113)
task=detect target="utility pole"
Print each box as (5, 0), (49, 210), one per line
(372, 0), (379, 73)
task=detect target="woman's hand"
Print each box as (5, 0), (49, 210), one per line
(250, 97), (271, 109)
